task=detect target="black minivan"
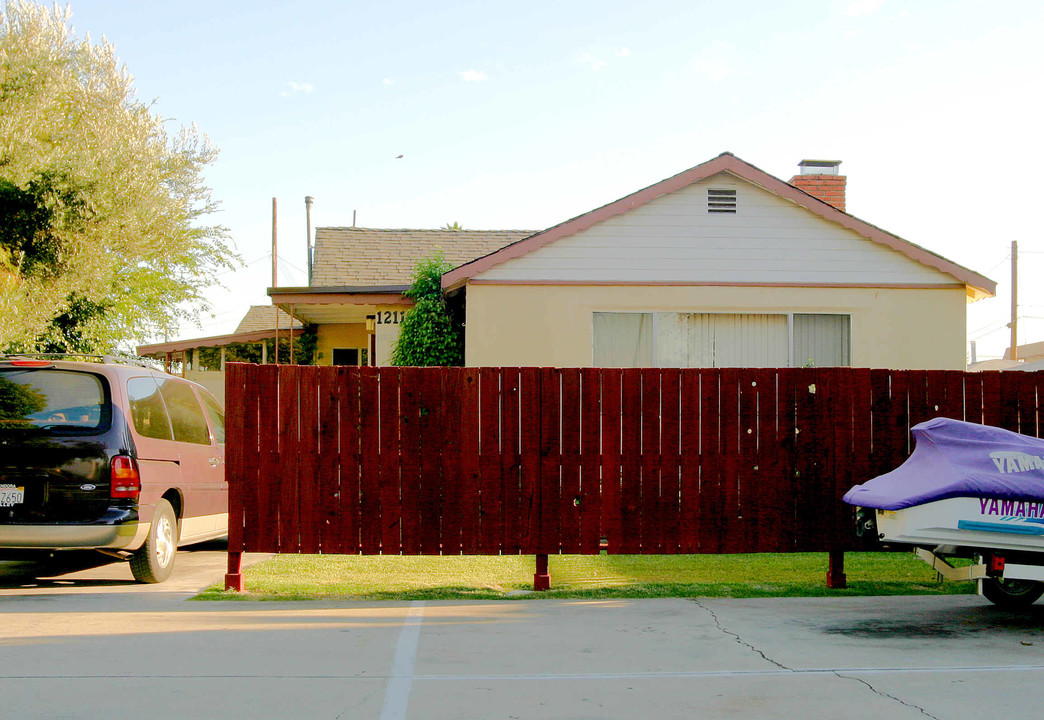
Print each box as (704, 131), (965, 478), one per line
(0, 355), (227, 582)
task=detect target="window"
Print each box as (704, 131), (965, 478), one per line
(200, 392), (225, 444)
(593, 312), (850, 368)
(158, 379), (212, 445)
(127, 377), (173, 441)
(332, 348), (368, 366)
(0, 370), (108, 432)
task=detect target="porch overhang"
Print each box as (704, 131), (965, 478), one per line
(268, 285), (412, 324)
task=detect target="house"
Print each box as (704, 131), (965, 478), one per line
(276, 153), (996, 370)
(136, 306), (303, 402)
(269, 228), (532, 366)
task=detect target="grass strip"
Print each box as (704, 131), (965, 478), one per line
(194, 551), (976, 602)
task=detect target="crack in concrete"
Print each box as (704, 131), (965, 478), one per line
(692, 599), (942, 719)
(833, 672), (942, 720)
(691, 598), (791, 671)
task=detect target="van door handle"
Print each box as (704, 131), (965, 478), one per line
(209, 458), (220, 467)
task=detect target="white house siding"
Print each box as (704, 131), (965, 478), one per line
(473, 172), (957, 287)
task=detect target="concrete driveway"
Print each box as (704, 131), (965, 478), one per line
(1, 554), (1043, 720)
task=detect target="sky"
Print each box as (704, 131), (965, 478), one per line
(51, 0), (1044, 360)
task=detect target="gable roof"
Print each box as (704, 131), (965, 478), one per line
(441, 152), (996, 299)
(312, 227), (535, 287)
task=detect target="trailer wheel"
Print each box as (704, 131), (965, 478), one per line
(981, 578), (1044, 608)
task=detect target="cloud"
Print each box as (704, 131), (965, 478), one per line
(383, 78), (393, 88)
(280, 81), (314, 98)
(458, 69), (488, 82)
(615, 47), (631, 58)
(844, 0), (884, 17)
(578, 52), (607, 71)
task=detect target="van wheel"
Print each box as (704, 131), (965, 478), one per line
(981, 577), (1044, 608)
(130, 499), (177, 583)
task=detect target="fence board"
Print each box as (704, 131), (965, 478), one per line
(225, 364), (247, 554)
(600, 369), (623, 553)
(559, 368), (582, 553)
(698, 369), (723, 553)
(579, 368), (602, 554)
(460, 369), (481, 553)
(500, 368), (522, 553)
(479, 368), (503, 554)
(619, 369), (642, 553)
(417, 369), (443, 555)
(359, 367), (380, 554)
(538, 368), (561, 554)
(276, 365), (301, 552)
(640, 368), (662, 553)
(399, 368), (422, 555)
(660, 369), (681, 554)
(518, 368), (541, 553)
(315, 367), (340, 553)
(298, 366), (321, 554)
(678, 370), (700, 553)
(441, 369), (463, 554)
(335, 367), (361, 554)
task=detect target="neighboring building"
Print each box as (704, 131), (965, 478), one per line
(277, 153), (996, 370)
(137, 306), (303, 402)
(270, 228), (532, 366)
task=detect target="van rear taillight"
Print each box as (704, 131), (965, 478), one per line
(110, 456), (141, 499)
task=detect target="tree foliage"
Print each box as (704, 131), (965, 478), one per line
(0, 2), (236, 352)
(391, 252), (463, 366)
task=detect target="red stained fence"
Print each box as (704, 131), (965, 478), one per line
(223, 365), (1044, 587)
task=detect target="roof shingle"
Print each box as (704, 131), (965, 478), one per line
(311, 228), (534, 287)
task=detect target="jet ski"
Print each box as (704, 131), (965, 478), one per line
(844, 417), (1044, 608)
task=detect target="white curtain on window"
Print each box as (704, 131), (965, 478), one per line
(693, 313), (789, 368)
(593, 312), (654, 367)
(793, 314), (850, 367)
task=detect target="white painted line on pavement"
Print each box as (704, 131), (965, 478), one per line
(379, 601), (425, 720)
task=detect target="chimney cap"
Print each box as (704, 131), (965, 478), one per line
(798, 159), (842, 175)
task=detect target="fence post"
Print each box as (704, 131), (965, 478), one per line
(534, 554), (551, 591)
(827, 549), (847, 589)
(224, 551), (243, 592)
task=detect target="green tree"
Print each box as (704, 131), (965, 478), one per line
(441, 221), (463, 231)
(0, 2), (236, 352)
(391, 251), (463, 366)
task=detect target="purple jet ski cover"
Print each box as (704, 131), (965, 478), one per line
(843, 417), (1044, 510)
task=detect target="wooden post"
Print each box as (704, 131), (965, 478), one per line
(224, 551), (243, 591)
(827, 549), (847, 589)
(534, 553), (551, 591)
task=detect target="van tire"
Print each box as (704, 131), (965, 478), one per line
(130, 499), (177, 583)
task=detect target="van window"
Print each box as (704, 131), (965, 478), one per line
(200, 392), (225, 444)
(0, 370), (108, 432)
(158, 379), (211, 445)
(127, 377), (173, 441)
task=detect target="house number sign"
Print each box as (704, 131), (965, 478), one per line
(376, 311), (407, 325)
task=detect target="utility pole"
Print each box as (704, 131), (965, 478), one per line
(273, 197), (279, 364)
(305, 196), (314, 286)
(1010, 240), (1018, 361)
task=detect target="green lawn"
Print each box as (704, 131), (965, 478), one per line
(195, 551), (976, 601)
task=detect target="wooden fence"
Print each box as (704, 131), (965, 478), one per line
(223, 364), (1044, 590)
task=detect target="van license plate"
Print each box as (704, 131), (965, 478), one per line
(0, 485), (25, 507)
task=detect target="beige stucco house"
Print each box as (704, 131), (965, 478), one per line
(278, 152), (996, 370)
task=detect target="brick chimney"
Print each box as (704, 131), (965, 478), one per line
(789, 159), (846, 212)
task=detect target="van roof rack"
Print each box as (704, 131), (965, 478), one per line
(0, 353), (155, 368)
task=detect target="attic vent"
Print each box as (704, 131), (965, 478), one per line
(708, 188), (737, 213)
